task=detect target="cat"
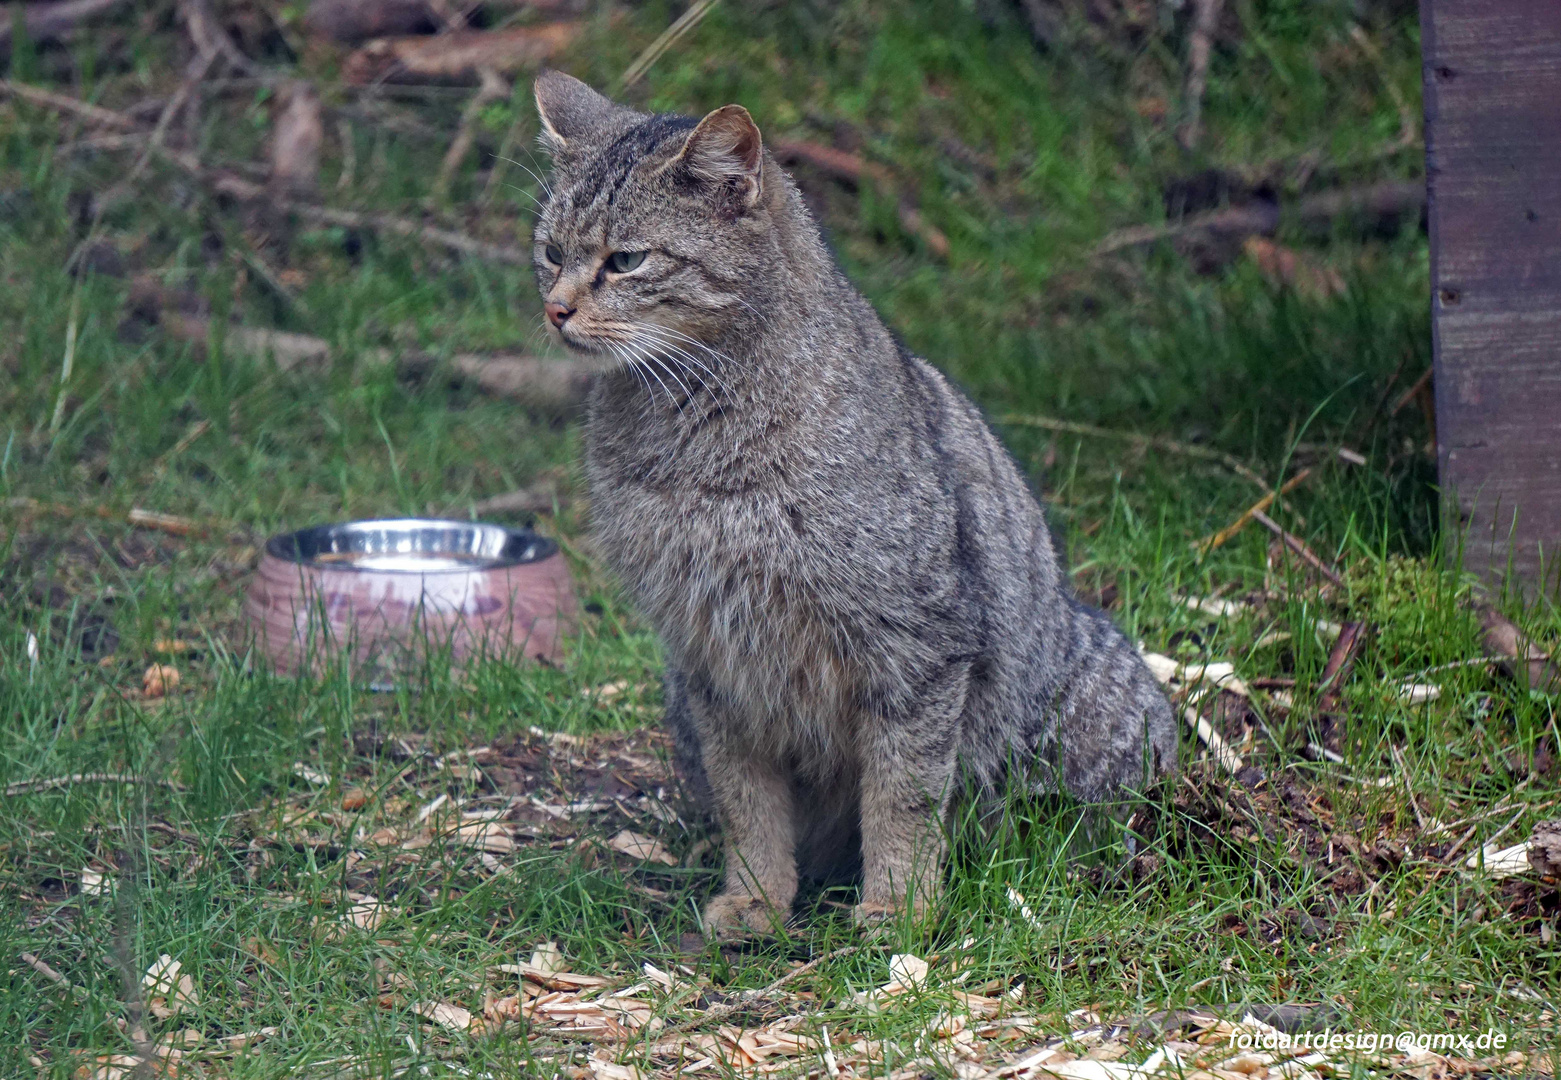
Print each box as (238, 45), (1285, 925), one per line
(530, 70), (1177, 932)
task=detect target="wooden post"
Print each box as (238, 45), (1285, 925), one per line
(1421, 0), (1561, 599)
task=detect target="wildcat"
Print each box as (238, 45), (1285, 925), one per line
(530, 71), (1176, 932)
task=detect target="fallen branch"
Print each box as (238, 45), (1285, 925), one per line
(1250, 508), (1343, 588)
(0, 78), (141, 130)
(1000, 413), (1270, 492)
(431, 67), (510, 203)
(1094, 181), (1424, 257)
(304, 0), (582, 45)
(1195, 467), (1314, 554)
(342, 23), (580, 85)
(19, 952), (75, 991)
(5, 772), (185, 796)
(68, 113), (530, 265)
(1176, 0), (1224, 150)
(0, 0), (131, 50)
(771, 138), (949, 258)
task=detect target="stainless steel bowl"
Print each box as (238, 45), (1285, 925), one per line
(265, 519), (557, 573)
(246, 518), (577, 676)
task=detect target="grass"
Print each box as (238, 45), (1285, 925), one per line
(3, 0), (1560, 1075)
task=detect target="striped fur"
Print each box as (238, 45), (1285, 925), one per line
(532, 72), (1176, 931)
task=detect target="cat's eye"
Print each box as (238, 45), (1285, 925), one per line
(543, 243), (563, 265)
(606, 250), (647, 274)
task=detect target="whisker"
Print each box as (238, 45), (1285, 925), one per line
(604, 339), (658, 406)
(501, 154), (554, 202)
(617, 338), (678, 408)
(631, 324), (737, 402)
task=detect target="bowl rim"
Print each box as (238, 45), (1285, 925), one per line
(263, 518), (559, 574)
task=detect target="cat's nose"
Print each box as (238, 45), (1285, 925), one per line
(545, 301), (575, 328)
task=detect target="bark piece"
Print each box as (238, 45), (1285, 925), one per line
(269, 80), (324, 199)
(1477, 603), (1561, 695)
(1528, 819), (1561, 878)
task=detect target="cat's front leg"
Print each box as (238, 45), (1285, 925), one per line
(689, 687), (798, 934)
(855, 664), (968, 923)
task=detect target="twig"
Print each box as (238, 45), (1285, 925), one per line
(1317, 620), (1367, 704)
(1391, 366), (1432, 416)
(149, 419), (212, 477)
(1184, 706), (1244, 773)
(1390, 745), (1426, 831)
(1094, 181), (1423, 257)
(179, 0), (262, 78)
(1177, 0), (1225, 150)
(618, 0), (721, 90)
(466, 483), (564, 517)
(19, 951), (74, 990)
(1095, 201), (1278, 257)
(65, 110), (530, 265)
(1001, 414), (1270, 492)
(771, 138), (950, 258)
(1249, 508), (1344, 587)
(0, 78), (141, 130)
(117, 50), (218, 202)
(655, 946), (861, 1038)
(431, 67), (509, 204)
(1348, 25), (1418, 159)
(1404, 656), (1504, 680)
(6, 772), (185, 796)
(129, 508), (205, 537)
(1195, 467), (1314, 554)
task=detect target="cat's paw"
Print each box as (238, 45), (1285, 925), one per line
(702, 893), (784, 939)
(850, 901), (897, 932)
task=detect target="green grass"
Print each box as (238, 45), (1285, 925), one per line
(3, 0), (1560, 1075)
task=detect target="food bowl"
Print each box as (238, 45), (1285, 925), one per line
(245, 519), (577, 679)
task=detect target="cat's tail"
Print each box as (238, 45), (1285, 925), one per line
(1038, 599), (1179, 802)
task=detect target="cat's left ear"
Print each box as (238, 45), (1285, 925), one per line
(674, 105), (764, 208)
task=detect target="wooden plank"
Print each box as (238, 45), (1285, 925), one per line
(1421, 0), (1561, 599)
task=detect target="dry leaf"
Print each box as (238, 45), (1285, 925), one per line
(530, 941), (567, 974)
(292, 762), (330, 785)
(413, 1000), (475, 1031)
(341, 787), (369, 811)
(453, 820), (517, 853)
(344, 896), (388, 931)
(143, 954), (198, 1020)
(889, 953), (930, 990)
(608, 829), (678, 866)
(142, 664), (181, 698)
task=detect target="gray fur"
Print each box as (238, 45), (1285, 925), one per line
(531, 71), (1176, 930)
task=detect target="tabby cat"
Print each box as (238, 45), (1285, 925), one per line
(531, 71), (1176, 932)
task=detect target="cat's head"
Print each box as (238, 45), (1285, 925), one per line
(531, 71), (783, 367)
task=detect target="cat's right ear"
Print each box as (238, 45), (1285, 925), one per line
(533, 70), (636, 157)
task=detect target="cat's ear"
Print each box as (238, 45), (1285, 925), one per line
(673, 105), (764, 208)
(533, 70), (637, 156)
